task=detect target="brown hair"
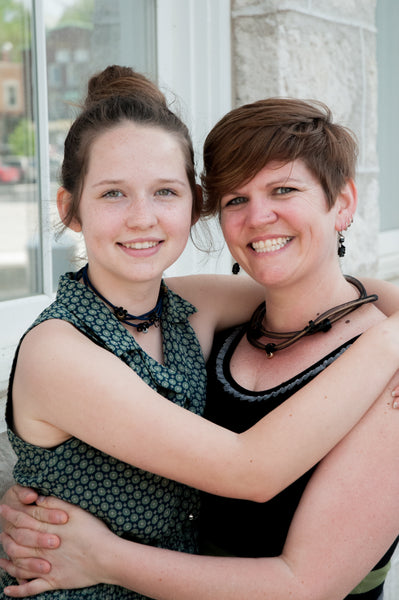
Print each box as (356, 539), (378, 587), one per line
(201, 98), (358, 216)
(60, 65), (200, 227)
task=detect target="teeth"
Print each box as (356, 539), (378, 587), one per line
(123, 241), (159, 249)
(252, 237), (292, 253)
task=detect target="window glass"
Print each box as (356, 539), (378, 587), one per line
(0, 0), (39, 302)
(0, 0), (156, 302)
(44, 0), (157, 290)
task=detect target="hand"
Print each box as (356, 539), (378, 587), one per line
(0, 496), (111, 597)
(0, 485), (67, 557)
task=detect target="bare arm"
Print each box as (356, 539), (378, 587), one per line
(3, 379), (398, 599)
(361, 277), (399, 316)
(12, 312), (399, 502)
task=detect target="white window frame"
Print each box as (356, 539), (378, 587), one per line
(157, 0), (232, 277)
(0, 0), (232, 419)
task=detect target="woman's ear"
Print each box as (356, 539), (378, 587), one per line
(335, 178), (358, 231)
(57, 187), (82, 232)
(191, 184), (203, 225)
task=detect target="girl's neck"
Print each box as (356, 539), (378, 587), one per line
(83, 264), (163, 319)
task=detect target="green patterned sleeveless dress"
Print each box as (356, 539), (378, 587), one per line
(2, 271), (207, 599)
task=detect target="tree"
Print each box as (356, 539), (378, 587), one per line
(8, 119), (35, 157)
(57, 0), (94, 28)
(0, 0), (31, 62)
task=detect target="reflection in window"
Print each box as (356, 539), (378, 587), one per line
(0, 0), (156, 302)
(0, 0), (40, 302)
(44, 0), (157, 291)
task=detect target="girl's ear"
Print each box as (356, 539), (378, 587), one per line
(334, 178), (358, 232)
(191, 184), (203, 225)
(57, 187), (82, 232)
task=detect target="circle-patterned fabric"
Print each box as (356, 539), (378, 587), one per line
(3, 272), (207, 599)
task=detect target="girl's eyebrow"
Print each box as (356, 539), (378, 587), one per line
(92, 179), (124, 187)
(92, 177), (188, 188)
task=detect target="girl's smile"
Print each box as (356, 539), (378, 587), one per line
(61, 122), (194, 303)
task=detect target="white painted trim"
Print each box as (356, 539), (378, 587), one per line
(156, 0), (233, 276)
(33, 0), (53, 296)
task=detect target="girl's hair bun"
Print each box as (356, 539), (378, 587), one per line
(84, 64), (166, 108)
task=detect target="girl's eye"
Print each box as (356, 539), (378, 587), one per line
(102, 189), (123, 198)
(223, 196), (248, 207)
(275, 186), (297, 195)
(155, 188), (176, 197)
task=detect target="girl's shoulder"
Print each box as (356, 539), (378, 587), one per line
(165, 274), (264, 332)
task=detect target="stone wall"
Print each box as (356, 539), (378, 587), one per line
(231, 0), (379, 277)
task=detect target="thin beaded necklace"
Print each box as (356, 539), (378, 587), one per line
(247, 275), (378, 358)
(80, 264), (164, 333)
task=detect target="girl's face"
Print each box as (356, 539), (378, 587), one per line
(220, 159), (350, 289)
(60, 122), (193, 291)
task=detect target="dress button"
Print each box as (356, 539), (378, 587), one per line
(188, 513), (195, 521)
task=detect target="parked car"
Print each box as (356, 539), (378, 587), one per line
(0, 162), (20, 183)
(2, 156), (36, 183)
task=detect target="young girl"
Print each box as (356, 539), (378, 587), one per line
(2, 72), (399, 599)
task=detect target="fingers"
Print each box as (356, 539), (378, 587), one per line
(12, 485), (39, 505)
(1, 576), (53, 598)
(0, 507), (61, 550)
(0, 503), (67, 529)
(0, 531), (50, 561)
(0, 555), (51, 579)
(2, 525), (60, 550)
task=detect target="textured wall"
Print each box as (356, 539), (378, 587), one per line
(231, 0), (379, 276)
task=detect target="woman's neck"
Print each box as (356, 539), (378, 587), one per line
(261, 270), (360, 333)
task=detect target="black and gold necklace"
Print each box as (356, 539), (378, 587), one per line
(246, 275), (378, 358)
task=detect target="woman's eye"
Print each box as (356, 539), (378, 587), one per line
(102, 189), (123, 198)
(155, 188), (176, 197)
(275, 186), (296, 195)
(224, 196), (247, 207)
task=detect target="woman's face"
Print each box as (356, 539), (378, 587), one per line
(60, 122), (193, 290)
(220, 159), (343, 289)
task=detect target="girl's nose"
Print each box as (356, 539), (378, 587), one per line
(126, 197), (158, 229)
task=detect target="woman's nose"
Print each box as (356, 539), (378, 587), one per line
(246, 197), (278, 227)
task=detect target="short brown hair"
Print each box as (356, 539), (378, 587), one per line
(201, 98), (358, 216)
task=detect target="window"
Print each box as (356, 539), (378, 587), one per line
(4, 81), (18, 108)
(0, 0), (231, 423)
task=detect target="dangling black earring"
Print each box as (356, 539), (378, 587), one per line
(337, 232), (346, 257)
(232, 262), (240, 274)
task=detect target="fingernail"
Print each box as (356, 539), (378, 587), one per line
(393, 401), (399, 409)
(37, 495), (45, 503)
(48, 536), (58, 547)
